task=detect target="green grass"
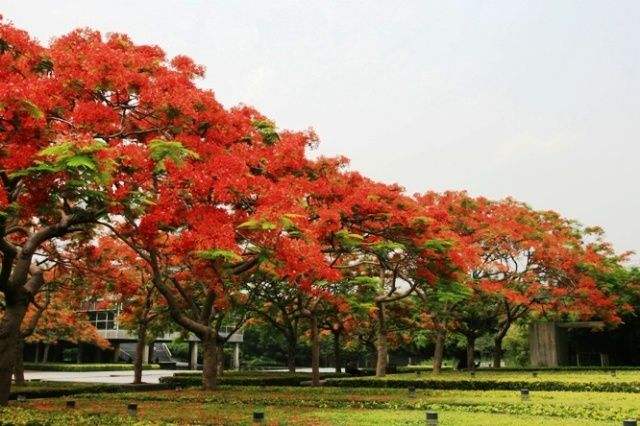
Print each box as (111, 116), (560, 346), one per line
(3, 386), (640, 424)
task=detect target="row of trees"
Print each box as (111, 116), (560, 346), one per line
(0, 19), (637, 404)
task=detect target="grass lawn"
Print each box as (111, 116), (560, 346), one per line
(3, 385), (639, 425)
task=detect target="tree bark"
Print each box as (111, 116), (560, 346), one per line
(310, 314), (320, 386)
(0, 302), (28, 406)
(492, 322), (511, 368)
(375, 302), (388, 377)
(333, 331), (342, 373)
(286, 337), (297, 373)
(201, 335), (219, 390)
(42, 344), (50, 364)
(433, 329), (446, 374)
(492, 336), (504, 368)
(133, 323), (148, 384)
(466, 335), (476, 372)
(13, 338), (26, 386)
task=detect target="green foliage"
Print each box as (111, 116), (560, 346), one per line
(23, 363), (160, 372)
(148, 139), (198, 172)
(348, 276), (381, 289)
(10, 139), (113, 206)
(238, 218), (277, 231)
(334, 230), (364, 249)
(422, 239), (453, 253)
(370, 240), (404, 256)
(326, 370), (640, 393)
(502, 324), (530, 367)
(197, 249), (242, 263)
(252, 119), (279, 145)
(21, 99), (44, 119)
(159, 371), (355, 388)
(433, 280), (471, 304)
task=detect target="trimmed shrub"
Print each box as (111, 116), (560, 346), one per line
(398, 365), (640, 373)
(160, 371), (371, 387)
(323, 377), (640, 393)
(10, 382), (170, 400)
(24, 363), (160, 372)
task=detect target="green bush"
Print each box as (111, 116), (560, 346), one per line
(160, 371), (361, 387)
(398, 365), (640, 373)
(10, 382), (169, 400)
(24, 363), (160, 372)
(324, 377), (640, 392)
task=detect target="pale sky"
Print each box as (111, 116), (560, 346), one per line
(3, 1), (639, 263)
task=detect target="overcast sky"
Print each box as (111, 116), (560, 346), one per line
(3, 1), (639, 263)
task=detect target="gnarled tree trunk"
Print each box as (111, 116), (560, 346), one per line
(202, 335), (219, 390)
(0, 302), (28, 405)
(433, 329), (446, 374)
(375, 302), (388, 377)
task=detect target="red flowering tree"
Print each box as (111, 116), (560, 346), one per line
(300, 163), (467, 377)
(418, 192), (628, 368)
(0, 19), (238, 402)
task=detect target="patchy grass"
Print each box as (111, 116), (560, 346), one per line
(3, 386), (640, 424)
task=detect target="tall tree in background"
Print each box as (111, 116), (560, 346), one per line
(419, 191), (628, 368)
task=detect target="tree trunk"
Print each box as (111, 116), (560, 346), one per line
(218, 353), (225, 378)
(201, 335), (219, 390)
(0, 302), (28, 406)
(42, 344), (50, 363)
(333, 332), (342, 373)
(133, 323), (147, 384)
(310, 314), (320, 386)
(375, 302), (388, 377)
(433, 329), (446, 374)
(492, 322), (510, 368)
(13, 338), (26, 386)
(466, 335), (476, 372)
(492, 336), (504, 368)
(286, 337), (297, 373)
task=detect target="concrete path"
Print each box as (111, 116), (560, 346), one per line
(23, 369), (191, 384)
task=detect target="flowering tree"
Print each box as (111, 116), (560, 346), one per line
(302, 163), (466, 376)
(0, 19), (237, 402)
(418, 192), (629, 368)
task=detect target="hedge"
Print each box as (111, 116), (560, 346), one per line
(160, 371), (369, 387)
(323, 377), (640, 393)
(398, 365), (640, 373)
(24, 363), (160, 372)
(10, 382), (170, 400)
